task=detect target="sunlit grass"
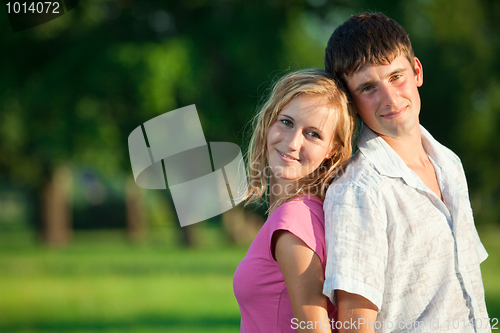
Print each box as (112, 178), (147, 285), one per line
(0, 226), (498, 333)
(479, 226), (500, 319)
(0, 229), (247, 333)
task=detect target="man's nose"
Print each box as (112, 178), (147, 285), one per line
(380, 84), (398, 106)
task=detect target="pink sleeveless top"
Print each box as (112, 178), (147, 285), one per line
(233, 196), (336, 332)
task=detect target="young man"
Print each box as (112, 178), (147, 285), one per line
(323, 13), (491, 332)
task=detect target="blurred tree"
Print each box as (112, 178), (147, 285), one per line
(0, 0), (499, 247)
(0, 0), (290, 245)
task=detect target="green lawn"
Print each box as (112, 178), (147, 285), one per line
(0, 226), (498, 333)
(479, 225), (500, 320)
(0, 229), (247, 333)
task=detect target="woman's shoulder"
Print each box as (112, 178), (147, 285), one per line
(275, 195), (323, 212)
(269, 195), (324, 228)
(267, 195), (327, 263)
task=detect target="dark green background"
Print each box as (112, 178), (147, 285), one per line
(0, 0), (499, 331)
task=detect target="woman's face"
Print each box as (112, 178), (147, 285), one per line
(266, 94), (338, 187)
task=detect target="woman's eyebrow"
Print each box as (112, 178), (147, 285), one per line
(307, 126), (322, 133)
(280, 114), (294, 121)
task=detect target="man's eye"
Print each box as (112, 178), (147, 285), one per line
(391, 74), (402, 81)
(362, 86), (373, 92)
(281, 119), (292, 127)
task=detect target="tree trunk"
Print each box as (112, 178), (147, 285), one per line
(40, 165), (73, 246)
(126, 177), (147, 244)
(162, 190), (195, 247)
(222, 206), (264, 245)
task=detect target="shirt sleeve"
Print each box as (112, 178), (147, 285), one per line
(322, 183), (387, 310)
(267, 199), (326, 266)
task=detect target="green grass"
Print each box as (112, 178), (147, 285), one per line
(479, 226), (500, 320)
(0, 226), (498, 333)
(0, 229), (247, 333)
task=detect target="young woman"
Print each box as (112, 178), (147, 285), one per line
(233, 69), (354, 332)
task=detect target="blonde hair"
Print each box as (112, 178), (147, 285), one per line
(244, 68), (354, 212)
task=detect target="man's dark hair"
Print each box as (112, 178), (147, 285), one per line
(325, 12), (415, 82)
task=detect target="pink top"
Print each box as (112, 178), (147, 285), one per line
(233, 196), (336, 333)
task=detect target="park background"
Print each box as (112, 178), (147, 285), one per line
(1, 0), (499, 332)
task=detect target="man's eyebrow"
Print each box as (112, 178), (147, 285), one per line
(353, 67), (408, 92)
(354, 80), (376, 93)
(389, 67), (407, 77)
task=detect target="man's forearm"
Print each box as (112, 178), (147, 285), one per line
(336, 290), (378, 333)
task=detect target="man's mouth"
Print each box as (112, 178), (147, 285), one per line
(382, 106), (407, 119)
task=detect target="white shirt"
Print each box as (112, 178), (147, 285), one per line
(323, 124), (490, 332)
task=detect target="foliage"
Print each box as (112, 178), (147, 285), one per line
(0, 0), (499, 227)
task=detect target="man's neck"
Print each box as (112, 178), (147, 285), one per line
(378, 126), (443, 200)
(378, 126), (428, 169)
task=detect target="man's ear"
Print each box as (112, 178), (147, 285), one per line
(413, 57), (423, 87)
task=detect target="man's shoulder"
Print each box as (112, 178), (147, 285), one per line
(328, 150), (386, 193)
(434, 141), (462, 165)
(422, 127), (467, 187)
(324, 150), (388, 226)
(422, 126), (463, 167)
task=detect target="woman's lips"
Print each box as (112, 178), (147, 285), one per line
(277, 149), (300, 162)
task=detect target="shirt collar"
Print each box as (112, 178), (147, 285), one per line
(357, 123), (458, 189)
(419, 126), (458, 180)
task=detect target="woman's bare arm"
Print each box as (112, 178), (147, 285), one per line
(274, 230), (331, 333)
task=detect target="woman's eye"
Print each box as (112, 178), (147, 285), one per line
(307, 131), (321, 139)
(281, 119), (292, 127)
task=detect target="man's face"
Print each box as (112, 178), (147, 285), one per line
(345, 55), (423, 139)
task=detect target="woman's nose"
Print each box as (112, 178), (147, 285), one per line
(285, 130), (302, 151)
